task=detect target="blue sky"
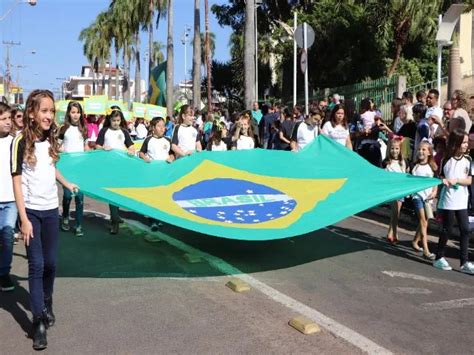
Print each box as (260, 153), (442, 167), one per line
(0, 0), (232, 97)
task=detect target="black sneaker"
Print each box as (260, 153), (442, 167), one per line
(0, 274), (15, 292)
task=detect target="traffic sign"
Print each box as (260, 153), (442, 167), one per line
(295, 23), (315, 49)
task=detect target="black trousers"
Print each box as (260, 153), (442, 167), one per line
(436, 209), (471, 266)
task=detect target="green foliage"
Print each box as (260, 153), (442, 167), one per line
(212, 0), (449, 102)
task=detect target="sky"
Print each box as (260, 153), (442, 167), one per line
(0, 0), (233, 98)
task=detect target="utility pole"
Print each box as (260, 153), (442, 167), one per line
(181, 25), (191, 103)
(3, 41), (21, 103)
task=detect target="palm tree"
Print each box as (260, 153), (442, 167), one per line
(110, 0), (134, 104)
(244, 0), (255, 109)
(192, 0), (201, 109)
(152, 41), (165, 65)
(204, 0), (212, 113)
(78, 26), (98, 95)
(373, 0), (441, 78)
(145, 1), (167, 86)
(166, 0), (174, 116)
(200, 32), (215, 67)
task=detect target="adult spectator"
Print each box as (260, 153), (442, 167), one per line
(413, 103), (429, 157)
(293, 105), (305, 122)
(290, 110), (319, 152)
(425, 89), (443, 139)
(451, 89), (471, 133)
(251, 101), (262, 125)
(328, 93), (341, 111)
(391, 98), (403, 133)
(415, 90), (427, 106)
(278, 107), (295, 151)
(261, 104), (279, 149)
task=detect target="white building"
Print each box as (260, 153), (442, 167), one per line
(63, 64), (146, 102)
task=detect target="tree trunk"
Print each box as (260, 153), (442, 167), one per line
(123, 49), (131, 106)
(244, 0), (255, 109)
(135, 33), (142, 103)
(107, 55), (113, 99)
(166, 0), (174, 116)
(205, 0), (212, 113)
(192, 0), (201, 109)
(448, 46), (461, 100)
(387, 43), (402, 79)
(101, 60), (106, 95)
(115, 45), (120, 100)
(148, 0), (155, 99)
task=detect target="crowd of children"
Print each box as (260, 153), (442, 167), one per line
(0, 88), (473, 350)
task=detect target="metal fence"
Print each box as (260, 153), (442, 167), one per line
(313, 76), (398, 124)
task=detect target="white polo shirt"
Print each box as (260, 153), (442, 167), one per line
(438, 155), (471, 210)
(411, 163), (435, 201)
(11, 134), (58, 210)
(60, 125), (86, 153)
(235, 135), (255, 150)
(96, 127), (134, 151)
(291, 121), (318, 151)
(171, 124), (200, 153)
(140, 136), (171, 161)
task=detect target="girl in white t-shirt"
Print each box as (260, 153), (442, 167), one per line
(96, 108), (135, 234)
(206, 120), (229, 151)
(411, 140), (438, 259)
(11, 90), (78, 350)
(321, 104), (352, 149)
(58, 101), (89, 237)
(232, 113), (255, 150)
(382, 137), (407, 243)
(434, 129), (473, 274)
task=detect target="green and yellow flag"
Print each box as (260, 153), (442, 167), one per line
(148, 61), (167, 107)
(57, 136), (440, 241)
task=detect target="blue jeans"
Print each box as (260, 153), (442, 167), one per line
(62, 186), (84, 228)
(25, 208), (59, 316)
(0, 202), (18, 276)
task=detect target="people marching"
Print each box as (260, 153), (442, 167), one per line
(1, 87), (474, 350)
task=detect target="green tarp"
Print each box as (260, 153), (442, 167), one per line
(57, 135), (440, 241)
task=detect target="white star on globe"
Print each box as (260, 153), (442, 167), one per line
(246, 189), (253, 194)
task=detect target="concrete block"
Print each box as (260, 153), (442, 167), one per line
(288, 316), (321, 335)
(226, 278), (250, 293)
(144, 234), (162, 243)
(183, 253), (203, 263)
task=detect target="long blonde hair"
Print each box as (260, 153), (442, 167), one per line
(23, 90), (60, 166)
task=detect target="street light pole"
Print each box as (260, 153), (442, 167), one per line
(254, 0), (263, 103)
(0, 0), (37, 22)
(181, 25), (190, 103)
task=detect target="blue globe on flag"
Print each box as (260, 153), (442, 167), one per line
(172, 178), (297, 224)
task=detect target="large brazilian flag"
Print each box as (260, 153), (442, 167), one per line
(57, 135), (440, 241)
(148, 61), (167, 107)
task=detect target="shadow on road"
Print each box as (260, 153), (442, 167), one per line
(0, 274), (31, 337)
(55, 211), (467, 279)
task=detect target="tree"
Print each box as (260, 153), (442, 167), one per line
(192, 0), (201, 109)
(200, 32), (215, 67)
(244, 0), (255, 109)
(369, 0), (441, 78)
(152, 41), (165, 64)
(166, 0), (174, 116)
(204, 0), (212, 113)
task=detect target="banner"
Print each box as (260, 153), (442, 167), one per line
(84, 95), (108, 115)
(55, 100), (71, 124)
(107, 100), (127, 112)
(132, 102), (146, 118)
(148, 61), (167, 107)
(145, 104), (167, 120)
(57, 136), (440, 241)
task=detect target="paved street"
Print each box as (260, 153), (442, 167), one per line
(1, 197), (474, 354)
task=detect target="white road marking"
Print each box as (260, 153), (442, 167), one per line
(82, 210), (391, 354)
(382, 271), (473, 290)
(421, 298), (474, 311)
(388, 287), (432, 295)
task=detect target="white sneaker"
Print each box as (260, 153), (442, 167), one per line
(460, 262), (474, 275)
(433, 257), (452, 271)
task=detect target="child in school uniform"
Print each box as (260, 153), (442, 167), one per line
(171, 105), (202, 158)
(11, 90), (78, 350)
(139, 116), (174, 234)
(433, 129), (474, 274)
(95, 108), (135, 234)
(0, 103), (17, 292)
(58, 101), (89, 237)
(232, 113), (255, 150)
(207, 119), (229, 151)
